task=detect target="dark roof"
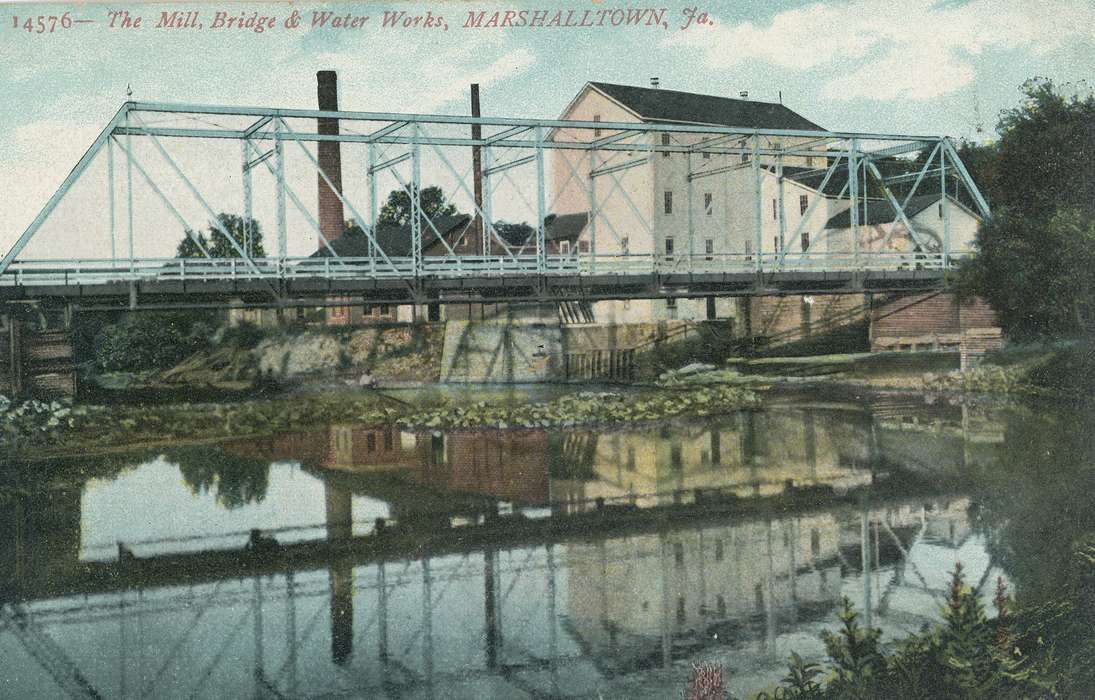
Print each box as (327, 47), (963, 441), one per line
(589, 82), (825, 132)
(824, 194), (943, 230)
(312, 214), (472, 258)
(545, 212), (588, 242)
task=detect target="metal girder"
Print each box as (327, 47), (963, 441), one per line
(0, 105), (129, 276)
(281, 120), (402, 274)
(590, 155), (648, 178)
(865, 159), (933, 252)
(243, 116), (273, 139)
(942, 138), (991, 218)
(779, 154), (844, 260)
(367, 152), (411, 175)
(134, 115), (280, 299)
(482, 153), (535, 176)
(111, 136), (213, 259)
(109, 125), (929, 158)
(126, 100), (943, 141)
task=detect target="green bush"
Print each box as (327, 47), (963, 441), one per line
(93, 312), (213, 372)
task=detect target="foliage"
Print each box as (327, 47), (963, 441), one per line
(93, 312), (214, 372)
(167, 445), (271, 509)
(493, 220), (535, 247)
(959, 78), (1095, 340)
(397, 386), (759, 430)
(758, 563), (1061, 699)
(0, 395), (92, 451)
(378, 185), (457, 226)
(176, 213), (266, 259)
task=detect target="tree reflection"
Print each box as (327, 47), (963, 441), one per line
(969, 405), (1095, 605)
(167, 445), (272, 509)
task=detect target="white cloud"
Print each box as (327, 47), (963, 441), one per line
(666, 0), (1095, 100)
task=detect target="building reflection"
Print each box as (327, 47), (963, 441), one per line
(0, 398), (1018, 698)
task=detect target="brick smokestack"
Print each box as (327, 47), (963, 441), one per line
(471, 84), (484, 254)
(317, 70), (344, 250)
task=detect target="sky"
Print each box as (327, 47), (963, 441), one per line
(1, 0), (1092, 258)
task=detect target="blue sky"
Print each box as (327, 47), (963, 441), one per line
(1, 0), (1092, 254)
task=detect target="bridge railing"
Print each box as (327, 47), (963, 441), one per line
(0, 251), (970, 286)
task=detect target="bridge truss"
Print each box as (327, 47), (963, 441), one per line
(0, 101), (990, 308)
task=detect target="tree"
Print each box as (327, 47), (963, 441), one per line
(493, 220), (535, 247)
(177, 213), (266, 259)
(378, 186), (457, 227)
(959, 78), (1095, 339)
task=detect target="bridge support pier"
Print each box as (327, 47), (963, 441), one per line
(0, 304), (78, 399)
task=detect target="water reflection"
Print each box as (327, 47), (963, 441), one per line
(0, 394), (1085, 698)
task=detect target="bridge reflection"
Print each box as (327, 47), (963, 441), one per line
(0, 399), (1009, 698)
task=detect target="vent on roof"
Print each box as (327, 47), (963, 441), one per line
(739, 91), (749, 99)
(650, 77), (660, 89)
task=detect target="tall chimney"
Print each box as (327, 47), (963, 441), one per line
(317, 71), (344, 250)
(471, 84), (484, 255)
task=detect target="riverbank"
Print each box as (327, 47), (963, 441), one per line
(0, 382), (761, 459)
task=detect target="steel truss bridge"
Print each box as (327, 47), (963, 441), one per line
(0, 101), (989, 309)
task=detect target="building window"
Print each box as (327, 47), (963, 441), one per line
(661, 133), (671, 157)
(621, 236), (629, 254)
(380, 304), (390, 316)
(677, 596), (686, 625)
(366, 433), (376, 452)
(806, 156), (816, 167)
(578, 240), (590, 253)
(559, 240), (570, 255)
(626, 446), (636, 471)
(716, 594), (726, 617)
(666, 297), (677, 309)
(772, 199), (778, 221)
(664, 190), (673, 214)
(938, 203), (943, 217)
(801, 232), (810, 252)
(593, 114), (601, 137)
(702, 151), (711, 159)
(674, 542), (685, 566)
(665, 237), (675, 257)
(715, 540), (724, 562)
(671, 443), (683, 470)
(705, 239), (714, 260)
(704, 192), (713, 215)
(811, 528), (821, 557)
(774, 236), (780, 252)
(744, 240), (752, 258)
(800, 194), (809, 215)
(741, 152), (749, 164)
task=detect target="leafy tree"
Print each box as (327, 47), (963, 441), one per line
(378, 185), (457, 227)
(177, 213), (266, 259)
(959, 78), (1095, 339)
(93, 312), (213, 371)
(492, 220), (535, 247)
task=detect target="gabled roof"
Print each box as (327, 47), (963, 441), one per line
(587, 82), (826, 132)
(312, 214), (472, 258)
(544, 212), (588, 242)
(824, 194), (972, 230)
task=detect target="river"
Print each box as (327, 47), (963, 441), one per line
(1, 388), (1092, 699)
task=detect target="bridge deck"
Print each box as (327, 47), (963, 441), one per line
(1, 253), (955, 306)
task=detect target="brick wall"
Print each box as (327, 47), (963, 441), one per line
(870, 292), (1000, 352)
